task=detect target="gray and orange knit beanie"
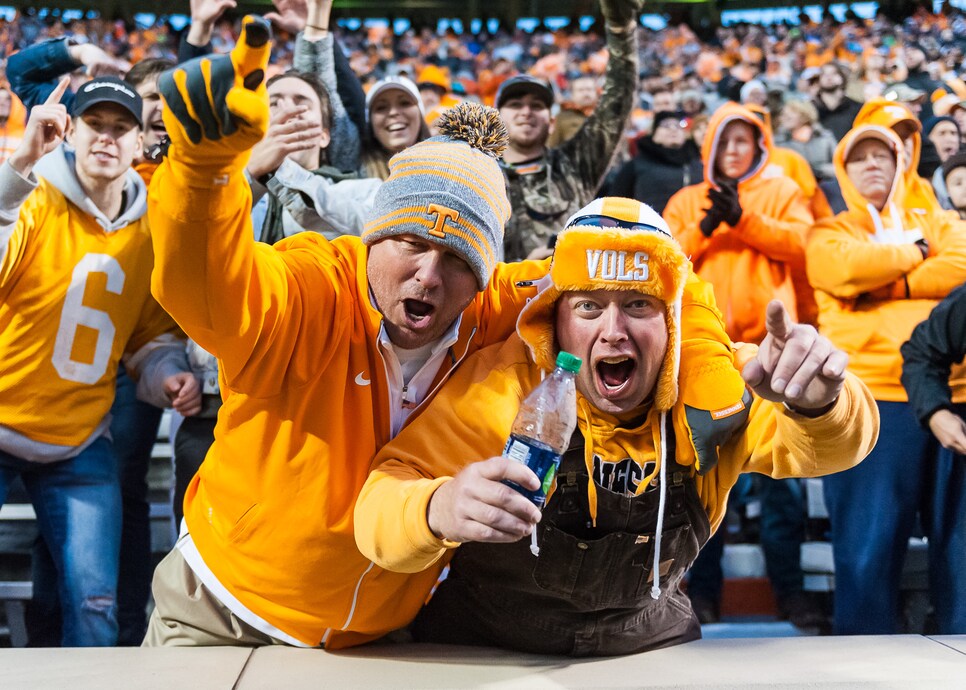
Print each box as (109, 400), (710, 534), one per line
(362, 102), (510, 289)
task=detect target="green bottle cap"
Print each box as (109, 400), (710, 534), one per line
(555, 351), (582, 373)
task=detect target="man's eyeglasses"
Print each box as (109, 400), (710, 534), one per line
(566, 215), (671, 237)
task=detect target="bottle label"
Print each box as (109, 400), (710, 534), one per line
(502, 434), (562, 508)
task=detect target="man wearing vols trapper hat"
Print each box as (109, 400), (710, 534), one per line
(356, 197), (879, 656)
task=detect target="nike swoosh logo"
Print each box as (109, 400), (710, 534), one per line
(355, 372), (371, 386)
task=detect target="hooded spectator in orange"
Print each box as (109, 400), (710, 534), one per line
(744, 102), (832, 326)
(665, 102), (814, 344)
(668, 102), (824, 628)
(806, 124), (966, 635)
(0, 85), (26, 165)
(853, 97), (943, 213)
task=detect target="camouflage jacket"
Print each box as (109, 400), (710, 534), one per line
(501, 25), (638, 261)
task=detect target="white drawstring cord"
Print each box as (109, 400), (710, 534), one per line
(867, 202), (887, 242)
(530, 528), (540, 557)
(650, 411), (669, 600)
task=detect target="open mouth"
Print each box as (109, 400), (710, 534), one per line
(596, 356), (636, 392)
(403, 298), (435, 325)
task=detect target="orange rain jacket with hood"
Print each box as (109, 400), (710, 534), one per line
(852, 98), (943, 215)
(665, 103), (814, 343)
(807, 125), (966, 401)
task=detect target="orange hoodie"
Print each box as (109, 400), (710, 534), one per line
(742, 105), (830, 326)
(852, 98), (943, 214)
(807, 125), (966, 401)
(665, 103), (814, 343)
(149, 161), (550, 648)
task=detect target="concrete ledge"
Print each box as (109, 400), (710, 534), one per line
(2, 636), (963, 688)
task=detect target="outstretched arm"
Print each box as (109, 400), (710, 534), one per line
(708, 300), (878, 506)
(152, 18), (347, 395)
(180, 0), (237, 61)
(290, 0), (361, 171)
(7, 39), (127, 111)
(558, 0), (641, 191)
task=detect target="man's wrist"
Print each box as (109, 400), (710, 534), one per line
(6, 150), (36, 179)
(186, 22), (215, 48)
(783, 399), (837, 418)
(66, 42), (85, 66)
(256, 169), (275, 187)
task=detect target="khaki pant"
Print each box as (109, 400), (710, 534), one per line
(143, 546), (292, 647)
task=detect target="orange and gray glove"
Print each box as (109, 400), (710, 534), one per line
(158, 16), (272, 186)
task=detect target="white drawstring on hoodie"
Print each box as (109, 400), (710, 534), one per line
(867, 202), (923, 246)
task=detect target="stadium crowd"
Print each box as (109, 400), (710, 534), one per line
(0, 0), (963, 654)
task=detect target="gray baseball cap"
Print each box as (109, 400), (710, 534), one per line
(495, 75), (555, 109)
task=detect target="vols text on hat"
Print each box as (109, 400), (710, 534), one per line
(586, 249), (649, 282)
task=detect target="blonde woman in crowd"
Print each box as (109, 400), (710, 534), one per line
(360, 76), (431, 180)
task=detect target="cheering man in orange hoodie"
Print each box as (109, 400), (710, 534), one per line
(807, 124), (966, 635)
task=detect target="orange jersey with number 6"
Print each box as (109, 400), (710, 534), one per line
(0, 178), (179, 446)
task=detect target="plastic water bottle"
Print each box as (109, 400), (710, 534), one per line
(503, 351), (581, 507)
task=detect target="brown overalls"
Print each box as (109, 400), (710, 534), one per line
(412, 418), (711, 656)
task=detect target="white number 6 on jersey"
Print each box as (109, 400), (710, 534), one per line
(52, 253), (125, 384)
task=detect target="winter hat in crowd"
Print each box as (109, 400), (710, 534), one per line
(923, 115), (960, 138)
(651, 110), (689, 133)
(365, 75), (425, 119)
(942, 151), (966, 180)
(739, 79), (767, 104)
(362, 101), (510, 289)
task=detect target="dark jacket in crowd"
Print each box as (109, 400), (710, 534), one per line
(610, 136), (702, 214)
(903, 70), (943, 121)
(918, 137), (944, 180)
(814, 94), (863, 141)
(901, 282), (966, 426)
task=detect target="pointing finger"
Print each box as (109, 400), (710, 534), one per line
(45, 76), (71, 106)
(233, 15), (272, 92)
(764, 300), (794, 343)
